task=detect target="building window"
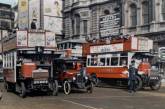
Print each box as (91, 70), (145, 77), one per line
(142, 1), (149, 25)
(130, 4), (137, 27)
(72, 19), (75, 35)
(162, 0), (165, 20)
(75, 14), (80, 35)
(104, 10), (110, 15)
(83, 20), (87, 35)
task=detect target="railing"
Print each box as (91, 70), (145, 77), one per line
(127, 26), (137, 33)
(140, 24), (150, 33)
(90, 0), (109, 5)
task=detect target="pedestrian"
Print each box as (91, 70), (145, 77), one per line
(31, 19), (37, 29)
(128, 60), (137, 93)
(0, 90), (2, 100)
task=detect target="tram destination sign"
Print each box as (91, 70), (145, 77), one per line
(90, 43), (123, 54)
(100, 13), (120, 37)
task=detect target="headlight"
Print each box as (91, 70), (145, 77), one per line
(85, 76), (88, 80)
(138, 71), (144, 75)
(73, 77), (76, 81)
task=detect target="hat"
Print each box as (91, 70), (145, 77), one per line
(131, 60), (135, 63)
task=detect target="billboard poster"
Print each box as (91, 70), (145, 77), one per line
(18, 0), (29, 29)
(28, 32), (45, 47)
(29, 0), (41, 29)
(46, 32), (57, 47)
(16, 31), (28, 47)
(44, 16), (62, 34)
(90, 43), (123, 53)
(100, 13), (121, 37)
(44, 0), (62, 17)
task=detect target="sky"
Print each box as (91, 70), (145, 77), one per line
(0, 0), (18, 7)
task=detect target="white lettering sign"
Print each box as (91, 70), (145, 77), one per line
(90, 44), (123, 53)
(100, 13), (120, 37)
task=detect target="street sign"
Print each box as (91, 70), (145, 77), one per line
(100, 13), (120, 37)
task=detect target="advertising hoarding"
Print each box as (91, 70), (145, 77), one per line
(100, 13), (120, 37)
(18, 0), (29, 29)
(29, 0), (41, 29)
(138, 39), (153, 51)
(16, 31), (57, 48)
(45, 32), (57, 47)
(17, 31), (28, 47)
(28, 32), (45, 47)
(44, 0), (62, 17)
(44, 16), (62, 34)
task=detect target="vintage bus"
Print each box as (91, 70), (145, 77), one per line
(85, 36), (161, 90)
(2, 30), (59, 97)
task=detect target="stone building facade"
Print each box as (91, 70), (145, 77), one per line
(63, 0), (165, 51)
(122, 0), (165, 51)
(0, 3), (15, 53)
(0, 3), (14, 30)
(63, 0), (121, 41)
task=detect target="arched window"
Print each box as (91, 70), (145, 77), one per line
(130, 4), (137, 27)
(162, 0), (165, 20)
(75, 14), (80, 35)
(72, 19), (75, 35)
(104, 10), (110, 15)
(142, 1), (149, 24)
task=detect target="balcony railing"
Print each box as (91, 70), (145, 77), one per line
(140, 24), (150, 33)
(127, 26), (137, 33)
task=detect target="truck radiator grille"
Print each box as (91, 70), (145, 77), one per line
(32, 69), (49, 80)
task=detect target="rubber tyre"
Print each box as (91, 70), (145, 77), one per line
(150, 80), (161, 91)
(135, 76), (143, 91)
(91, 74), (99, 87)
(52, 80), (58, 96)
(87, 82), (94, 93)
(19, 82), (26, 98)
(63, 80), (71, 95)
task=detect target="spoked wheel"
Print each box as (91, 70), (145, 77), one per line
(86, 82), (94, 93)
(63, 80), (71, 95)
(19, 82), (26, 98)
(135, 76), (143, 91)
(150, 79), (161, 91)
(52, 80), (58, 96)
(91, 74), (99, 87)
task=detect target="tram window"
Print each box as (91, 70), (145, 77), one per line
(111, 57), (118, 66)
(120, 57), (128, 66)
(99, 58), (105, 66)
(107, 58), (110, 66)
(91, 58), (94, 66)
(87, 58), (90, 66)
(91, 58), (98, 66)
(121, 53), (127, 56)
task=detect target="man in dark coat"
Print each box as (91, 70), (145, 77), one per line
(128, 60), (137, 93)
(31, 19), (37, 29)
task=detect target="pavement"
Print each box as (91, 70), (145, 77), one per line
(0, 82), (165, 109)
